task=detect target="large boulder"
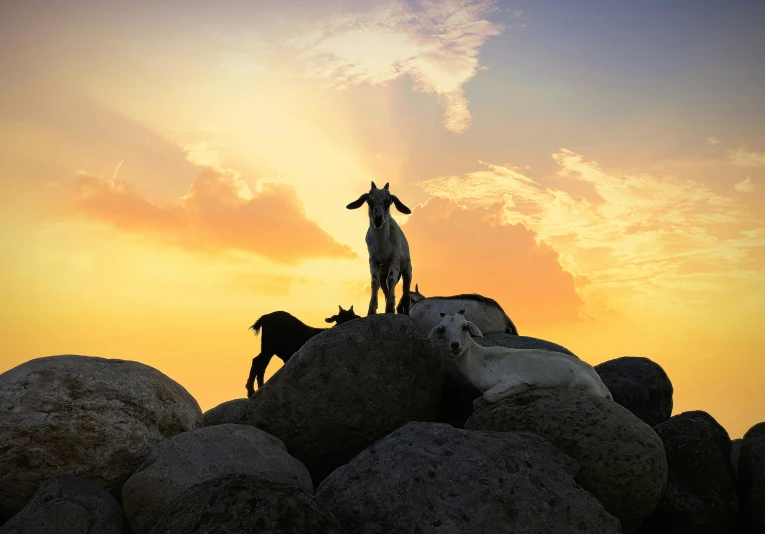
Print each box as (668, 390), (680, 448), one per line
(316, 422), (620, 533)
(595, 356), (674, 427)
(0, 476), (127, 534)
(122, 423), (312, 534)
(245, 315), (444, 482)
(466, 389), (667, 533)
(0, 355), (202, 519)
(436, 334), (575, 428)
(739, 422), (765, 534)
(150, 474), (345, 534)
(636, 411), (738, 533)
(203, 398), (248, 427)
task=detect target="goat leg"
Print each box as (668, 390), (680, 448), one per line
(368, 261), (381, 315)
(384, 264), (400, 314)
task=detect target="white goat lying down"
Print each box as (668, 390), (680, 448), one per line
(347, 181), (413, 315)
(427, 311), (613, 404)
(410, 287), (518, 335)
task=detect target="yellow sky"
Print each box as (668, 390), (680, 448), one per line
(1, 0), (764, 438)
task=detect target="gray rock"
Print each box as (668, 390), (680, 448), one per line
(595, 356), (674, 427)
(150, 474), (345, 534)
(245, 315), (444, 482)
(316, 422), (620, 534)
(434, 334), (577, 428)
(0, 476), (127, 534)
(475, 334), (577, 356)
(122, 424), (312, 534)
(731, 438), (742, 480)
(466, 389), (667, 533)
(739, 422), (765, 534)
(203, 399), (248, 427)
(636, 411), (738, 534)
(0, 355), (202, 519)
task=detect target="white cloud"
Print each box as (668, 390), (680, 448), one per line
(735, 177), (755, 193)
(287, 0), (504, 133)
(706, 136), (721, 146)
(727, 147), (765, 167)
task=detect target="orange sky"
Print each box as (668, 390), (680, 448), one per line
(1, 0), (764, 438)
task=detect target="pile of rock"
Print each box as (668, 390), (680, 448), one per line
(0, 315), (762, 533)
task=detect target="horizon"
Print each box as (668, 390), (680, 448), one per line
(1, 0), (764, 438)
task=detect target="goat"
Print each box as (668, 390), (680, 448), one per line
(347, 181), (413, 316)
(409, 287), (518, 336)
(427, 311), (612, 404)
(245, 305), (360, 397)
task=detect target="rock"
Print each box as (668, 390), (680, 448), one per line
(731, 438), (742, 480)
(245, 315), (444, 482)
(316, 422), (620, 534)
(122, 423), (312, 534)
(0, 355), (202, 519)
(475, 334), (577, 356)
(636, 411), (737, 534)
(0, 476), (127, 534)
(203, 399), (248, 427)
(434, 334), (574, 429)
(595, 356), (674, 427)
(150, 474), (345, 534)
(466, 389), (667, 533)
(739, 422), (765, 534)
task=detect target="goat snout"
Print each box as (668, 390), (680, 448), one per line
(450, 341), (461, 354)
(373, 216), (383, 228)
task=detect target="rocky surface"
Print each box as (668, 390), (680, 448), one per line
(0, 476), (127, 534)
(466, 389), (667, 533)
(0, 355), (202, 519)
(150, 474), (345, 534)
(245, 314), (444, 482)
(202, 398), (248, 427)
(636, 411), (737, 533)
(122, 424), (313, 534)
(739, 422), (765, 534)
(595, 356), (674, 427)
(316, 422), (620, 534)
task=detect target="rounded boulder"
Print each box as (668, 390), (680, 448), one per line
(636, 411), (737, 533)
(466, 389), (667, 533)
(245, 314), (444, 482)
(122, 423), (312, 534)
(595, 356), (674, 427)
(316, 421), (620, 533)
(0, 355), (202, 519)
(202, 398), (248, 427)
(739, 422), (765, 534)
(150, 474), (345, 534)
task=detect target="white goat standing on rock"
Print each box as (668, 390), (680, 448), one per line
(428, 311), (613, 404)
(347, 181), (413, 316)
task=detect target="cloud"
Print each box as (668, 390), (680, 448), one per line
(288, 0), (504, 133)
(706, 136), (721, 146)
(418, 150), (765, 314)
(727, 147), (765, 167)
(735, 177), (755, 193)
(68, 162), (356, 264)
(402, 197), (583, 326)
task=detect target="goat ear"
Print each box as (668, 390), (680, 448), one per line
(325, 315), (338, 323)
(383, 182), (390, 190)
(391, 195), (411, 214)
(466, 321), (483, 337)
(349, 305), (354, 313)
(415, 283), (419, 293)
(338, 305), (343, 312)
(371, 181), (377, 189)
(457, 309), (466, 315)
(439, 312), (446, 317)
(346, 193), (368, 209)
(427, 325), (440, 340)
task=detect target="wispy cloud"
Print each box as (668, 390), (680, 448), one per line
(706, 136), (721, 146)
(735, 177), (755, 193)
(65, 157), (356, 264)
(727, 147), (765, 167)
(287, 0), (504, 133)
(418, 150), (765, 314)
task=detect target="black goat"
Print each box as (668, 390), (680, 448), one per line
(245, 305), (360, 397)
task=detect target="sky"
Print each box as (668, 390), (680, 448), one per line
(1, 0), (763, 438)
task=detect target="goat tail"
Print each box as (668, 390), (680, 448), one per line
(249, 316), (266, 336)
